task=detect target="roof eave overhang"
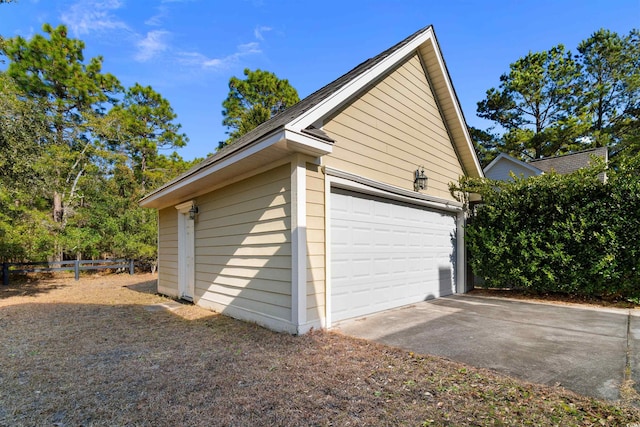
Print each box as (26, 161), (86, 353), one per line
(140, 129), (333, 209)
(284, 128), (334, 157)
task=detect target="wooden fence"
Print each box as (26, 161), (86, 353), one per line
(2, 259), (136, 286)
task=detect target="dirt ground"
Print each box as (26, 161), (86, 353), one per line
(1, 273), (639, 426)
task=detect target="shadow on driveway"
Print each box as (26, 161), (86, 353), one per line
(336, 294), (635, 401)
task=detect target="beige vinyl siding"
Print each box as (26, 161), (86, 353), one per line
(306, 162), (325, 324)
(418, 42), (481, 177)
(323, 53), (464, 200)
(158, 207), (178, 296)
(194, 163), (292, 322)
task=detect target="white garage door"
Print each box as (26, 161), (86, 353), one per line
(331, 188), (457, 323)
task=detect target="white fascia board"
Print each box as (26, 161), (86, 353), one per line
(140, 130), (287, 207)
(286, 28), (436, 131)
(284, 26), (481, 179)
(284, 129), (333, 156)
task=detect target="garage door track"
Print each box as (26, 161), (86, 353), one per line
(336, 294), (640, 401)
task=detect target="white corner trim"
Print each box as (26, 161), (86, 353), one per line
(291, 156), (307, 328)
(323, 170), (332, 329)
(456, 211), (466, 294)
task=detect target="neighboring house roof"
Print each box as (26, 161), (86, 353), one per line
(482, 148), (609, 182)
(483, 153), (543, 180)
(529, 147), (608, 174)
(140, 25), (483, 209)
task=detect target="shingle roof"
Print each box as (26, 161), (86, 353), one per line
(529, 147), (608, 174)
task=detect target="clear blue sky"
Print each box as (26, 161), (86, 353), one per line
(1, 0), (638, 160)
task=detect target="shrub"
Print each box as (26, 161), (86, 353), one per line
(452, 159), (640, 299)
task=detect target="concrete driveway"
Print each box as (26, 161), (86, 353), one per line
(335, 294), (640, 401)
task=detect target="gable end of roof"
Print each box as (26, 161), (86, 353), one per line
(141, 24), (484, 207)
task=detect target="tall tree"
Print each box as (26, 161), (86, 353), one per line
(1, 23), (121, 254)
(101, 83), (188, 192)
(0, 72), (46, 190)
(0, 72), (51, 262)
(577, 28), (640, 150)
(0, 23), (196, 263)
(618, 29), (640, 155)
(477, 45), (589, 160)
(221, 68), (299, 147)
(468, 126), (501, 168)
(89, 84), (193, 263)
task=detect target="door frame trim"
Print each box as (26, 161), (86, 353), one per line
(175, 200), (196, 301)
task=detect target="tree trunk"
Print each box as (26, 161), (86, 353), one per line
(140, 152), (147, 194)
(52, 191), (64, 262)
(53, 191), (63, 223)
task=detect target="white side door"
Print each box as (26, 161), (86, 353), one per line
(176, 201), (196, 301)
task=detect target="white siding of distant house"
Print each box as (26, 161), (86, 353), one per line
(484, 159), (540, 181)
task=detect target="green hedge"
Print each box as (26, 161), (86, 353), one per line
(452, 159), (640, 299)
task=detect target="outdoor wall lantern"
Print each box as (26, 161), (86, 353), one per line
(413, 166), (428, 191)
(188, 204), (199, 220)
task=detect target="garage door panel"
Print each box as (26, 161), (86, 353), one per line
(331, 189), (456, 323)
(331, 259), (350, 280)
(352, 258), (373, 278)
(353, 227), (373, 247)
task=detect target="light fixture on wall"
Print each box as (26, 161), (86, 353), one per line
(414, 166), (428, 191)
(188, 204), (199, 220)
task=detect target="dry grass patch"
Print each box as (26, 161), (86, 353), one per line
(1, 274), (639, 426)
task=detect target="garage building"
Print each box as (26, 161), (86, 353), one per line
(139, 25), (483, 334)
